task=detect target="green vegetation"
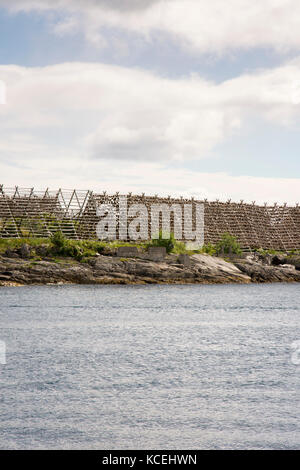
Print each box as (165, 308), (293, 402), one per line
(50, 231), (105, 261)
(253, 247), (300, 259)
(0, 232), (105, 261)
(147, 231), (188, 254)
(0, 237), (51, 252)
(147, 231), (175, 253)
(193, 234), (242, 256)
(252, 247), (300, 257)
(3, 231), (297, 263)
(198, 243), (217, 256)
(215, 233), (242, 255)
(101, 239), (147, 250)
(288, 249), (300, 255)
(253, 247), (280, 256)
(172, 240), (189, 255)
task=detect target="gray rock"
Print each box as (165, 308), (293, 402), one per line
(192, 254), (251, 283)
(177, 254), (191, 268)
(271, 255), (287, 266)
(1, 249), (300, 286)
(281, 264), (295, 270)
(117, 246), (139, 257)
(19, 243), (31, 259)
(4, 249), (19, 258)
(146, 246), (166, 261)
(234, 259), (300, 282)
(35, 244), (49, 257)
(286, 256), (300, 270)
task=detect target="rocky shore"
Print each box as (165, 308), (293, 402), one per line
(1, 245), (300, 286)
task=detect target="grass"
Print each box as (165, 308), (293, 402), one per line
(0, 233), (190, 260)
(0, 237), (51, 252)
(215, 233), (242, 255)
(253, 247), (300, 257)
(0, 233), (149, 262)
(2, 231), (296, 263)
(146, 231), (189, 254)
(197, 243), (217, 256)
(253, 247), (281, 256)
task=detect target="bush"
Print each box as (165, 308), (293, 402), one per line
(147, 231), (175, 254)
(215, 233), (242, 255)
(50, 231), (82, 259)
(50, 231), (105, 260)
(50, 231), (65, 250)
(172, 240), (188, 254)
(199, 243), (217, 256)
(147, 231), (189, 254)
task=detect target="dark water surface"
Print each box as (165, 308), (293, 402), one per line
(0, 283), (299, 449)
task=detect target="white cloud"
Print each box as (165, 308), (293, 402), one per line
(1, 2), (299, 203)
(0, 60), (300, 202)
(0, 0), (160, 13)
(0, 156), (299, 205)
(1, 60), (300, 162)
(0, 79), (6, 104)
(2, 0), (300, 54)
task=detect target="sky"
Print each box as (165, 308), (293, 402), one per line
(0, 0), (300, 203)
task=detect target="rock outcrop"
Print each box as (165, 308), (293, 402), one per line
(1, 250), (300, 286)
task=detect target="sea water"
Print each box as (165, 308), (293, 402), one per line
(0, 283), (299, 449)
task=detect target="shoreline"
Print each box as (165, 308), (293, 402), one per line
(1, 250), (300, 286)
